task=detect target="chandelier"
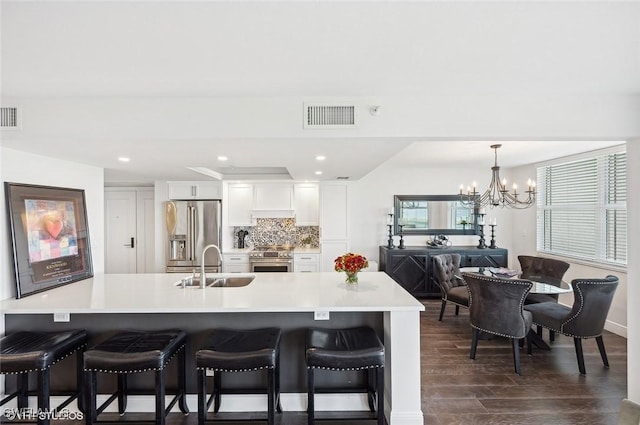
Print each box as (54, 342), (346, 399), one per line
(459, 144), (536, 209)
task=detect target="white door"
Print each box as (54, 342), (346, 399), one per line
(105, 190), (137, 273)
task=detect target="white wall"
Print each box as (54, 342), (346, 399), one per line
(0, 147), (105, 301)
(350, 162), (522, 266)
(626, 140), (639, 403)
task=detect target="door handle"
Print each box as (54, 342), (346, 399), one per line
(123, 237), (135, 248)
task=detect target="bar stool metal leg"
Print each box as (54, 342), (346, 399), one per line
(84, 370), (96, 425)
(213, 372), (221, 413)
(367, 369), (375, 412)
(376, 367), (384, 425)
(17, 373), (28, 409)
(117, 374), (127, 414)
(197, 369), (207, 425)
(37, 368), (51, 425)
(178, 347), (189, 414)
(155, 369), (165, 425)
(307, 368), (314, 425)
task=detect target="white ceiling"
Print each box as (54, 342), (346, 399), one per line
(1, 1), (637, 184)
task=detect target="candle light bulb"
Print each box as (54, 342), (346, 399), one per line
(501, 178), (507, 188)
(492, 217), (497, 225)
(467, 185), (471, 194)
(459, 184), (464, 195)
(512, 183), (518, 195)
(472, 181), (477, 191)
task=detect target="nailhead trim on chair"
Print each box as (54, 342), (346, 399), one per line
(465, 273), (532, 339)
(2, 343), (87, 374)
(307, 364), (383, 371)
(530, 279), (615, 339)
(196, 365), (274, 372)
(84, 343), (185, 373)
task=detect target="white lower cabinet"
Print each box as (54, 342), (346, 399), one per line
(222, 253), (250, 273)
(294, 253), (320, 273)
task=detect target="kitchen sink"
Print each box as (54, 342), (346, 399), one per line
(176, 276), (254, 288)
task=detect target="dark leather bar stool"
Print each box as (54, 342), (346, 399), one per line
(305, 326), (385, 425)
(195, 328), (281, 425)
(83, 329), (189, 425)
(0, 330), (88, 425)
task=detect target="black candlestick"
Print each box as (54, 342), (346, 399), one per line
(477, 224), (487, 249)
(398, 225), (405, 249)
(386, 224), (395, 249)
(489, 224), (497, 249)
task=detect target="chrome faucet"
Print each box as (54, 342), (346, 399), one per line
(200, 244), (223, 289)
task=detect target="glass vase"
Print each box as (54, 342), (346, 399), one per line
(345, 271), (359, 285)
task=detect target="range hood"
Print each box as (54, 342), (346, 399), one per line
(251, 209), (295, 219)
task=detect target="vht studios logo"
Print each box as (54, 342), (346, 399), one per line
(3, 407), (83, 421)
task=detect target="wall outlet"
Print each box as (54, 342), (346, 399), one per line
(314, 311), (330, 321)
(53, 312), (70, 322)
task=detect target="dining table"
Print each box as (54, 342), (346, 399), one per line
(459, 267), (572, 350)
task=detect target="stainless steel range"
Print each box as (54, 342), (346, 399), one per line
(249, 245), (294, 272)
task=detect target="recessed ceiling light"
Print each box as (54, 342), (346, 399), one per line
(316, 155), (326, 161)
(315, 171), (323, 175)
(217, 156), (228, 161)
(118, 157), (130, 162)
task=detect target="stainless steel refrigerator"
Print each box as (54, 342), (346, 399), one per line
(165, 200), (222, 273)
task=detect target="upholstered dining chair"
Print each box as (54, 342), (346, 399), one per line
(463, 272), (533, 375)
(519, 255), (570, 341)
(432, 254), (468, 321)
(518, 255), (570, 304)
(524, 275), (618, 375)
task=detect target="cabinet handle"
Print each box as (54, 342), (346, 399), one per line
(123, 237), (135, 248)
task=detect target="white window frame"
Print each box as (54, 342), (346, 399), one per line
(536, 146), (627, 268)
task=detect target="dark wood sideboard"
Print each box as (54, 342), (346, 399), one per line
(379, 246), (508, 298)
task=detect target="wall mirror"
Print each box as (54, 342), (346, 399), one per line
(393, 195), (478, 235)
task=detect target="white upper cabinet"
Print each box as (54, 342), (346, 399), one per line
(168, 181), (222, 200)
(294, 183), (319, 226)
(320, 182), (348, 240)
(227, 183), (254, 226)
(253, 183), (294, 211)
(225, 182), (319, 225)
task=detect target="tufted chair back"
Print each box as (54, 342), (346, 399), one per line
(432, 254), (463, 294)
(561, 275), (619, 337)
(463, 272), (533, 339)
(518, 255), (570, 286)
(433, 254), (468, 321)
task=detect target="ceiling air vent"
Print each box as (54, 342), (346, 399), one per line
(304, 103), (357, 129)
(1, 107), (20, 129)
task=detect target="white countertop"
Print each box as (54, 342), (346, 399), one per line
(0, 272), (424, 314)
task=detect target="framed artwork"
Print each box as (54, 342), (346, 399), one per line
(4, 182), (93, 298)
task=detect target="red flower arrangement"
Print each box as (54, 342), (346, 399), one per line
(334, 252), (369, 275)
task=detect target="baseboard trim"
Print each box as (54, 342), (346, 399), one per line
(3, 393), (372, 413)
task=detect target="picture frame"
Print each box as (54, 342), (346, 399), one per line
(4, 182), (93, 298)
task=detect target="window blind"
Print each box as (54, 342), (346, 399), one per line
(536, 150), (626, 265)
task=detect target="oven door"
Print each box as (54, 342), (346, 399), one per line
(250, 259), (292, 273)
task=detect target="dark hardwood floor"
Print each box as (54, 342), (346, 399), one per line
(7, 299), (627, 425)
(420, 299), (627, 425)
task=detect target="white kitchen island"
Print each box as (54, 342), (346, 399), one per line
(0, 272), (424, 425)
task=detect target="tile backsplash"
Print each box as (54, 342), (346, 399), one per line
(232, 218), (319, 248)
